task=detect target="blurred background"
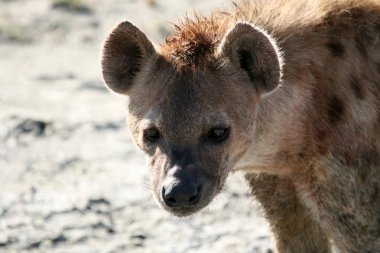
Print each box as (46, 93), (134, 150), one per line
(0, 0), (272, 252)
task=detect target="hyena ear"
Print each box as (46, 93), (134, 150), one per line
(101, 21), (156, 94)
(218, 22), (283, 94)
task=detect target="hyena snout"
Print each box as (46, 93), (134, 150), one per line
(162, 178), (202, 208)
(159, 164), (208, 213)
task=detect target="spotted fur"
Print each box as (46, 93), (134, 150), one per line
(102, 0), (380, 252)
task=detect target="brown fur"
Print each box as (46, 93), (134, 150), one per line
(160, 14), (227, 68)
(101, 0), (380, 252)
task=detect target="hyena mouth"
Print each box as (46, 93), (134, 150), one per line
(169, 206), (203, 217)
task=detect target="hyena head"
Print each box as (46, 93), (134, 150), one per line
(101, 20), (282, 216)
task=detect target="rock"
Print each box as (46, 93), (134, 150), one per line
(51, 0), (93, 15)
(9, 119), (50, 138)
(80, 80), (108, 92)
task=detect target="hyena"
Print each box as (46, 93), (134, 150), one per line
(101, 0), (380, 252)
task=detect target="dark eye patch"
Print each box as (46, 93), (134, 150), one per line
(143, 128), (160, 142)
(207, 127), (230, 143)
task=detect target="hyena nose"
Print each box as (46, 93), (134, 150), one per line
(162, 181), (202, 208)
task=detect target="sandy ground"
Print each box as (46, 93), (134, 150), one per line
(0, 0), (273, 252)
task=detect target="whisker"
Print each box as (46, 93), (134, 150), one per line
(141, 178), (152, 190)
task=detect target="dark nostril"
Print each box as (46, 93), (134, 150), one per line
(167, 197), (177, 205)
(188, 195), (197, 203)
(162, 182), (203, 208)
(162, 186), (178, 207)
(188, 185), (202, 205)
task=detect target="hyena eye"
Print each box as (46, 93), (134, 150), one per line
(207, 127), (230, 143)
(143, 128), (160, 142)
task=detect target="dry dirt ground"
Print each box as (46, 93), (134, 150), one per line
(0, 0), (273, 252)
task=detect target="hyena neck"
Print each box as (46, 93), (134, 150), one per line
(235, 78), (313, 176)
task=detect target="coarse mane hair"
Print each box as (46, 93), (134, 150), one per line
(160, 14), (230, 68)
(159, 0), (380, 69)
